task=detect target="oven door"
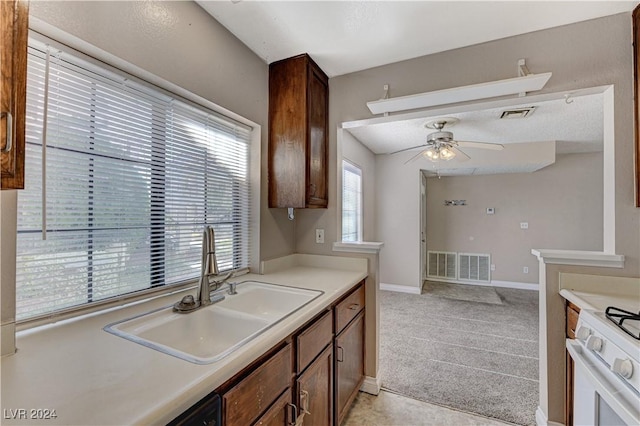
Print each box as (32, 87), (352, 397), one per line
(567, 339), (640, 426)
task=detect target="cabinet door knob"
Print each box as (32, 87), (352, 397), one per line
(1, 112), (12, 154)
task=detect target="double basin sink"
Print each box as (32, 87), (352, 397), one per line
(104, 281), (323, 364)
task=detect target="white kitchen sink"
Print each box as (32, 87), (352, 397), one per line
(104, 281), (323, 364)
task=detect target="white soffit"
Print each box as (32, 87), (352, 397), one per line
(197, 1), (637, 77)
(366, 72), (552, 115)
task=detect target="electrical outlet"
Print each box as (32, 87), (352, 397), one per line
(523, 266), (529, 274)
(490, 264), (496, 271)
(315, 229), (325, 244)
(520, 222), (529, 229)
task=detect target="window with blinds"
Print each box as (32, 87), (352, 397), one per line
(16, 39), (253, 321)
(341, 160), (362, 242)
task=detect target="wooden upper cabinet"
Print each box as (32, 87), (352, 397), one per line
(1, 0), (28, 190)
(268, 53), (329, 209)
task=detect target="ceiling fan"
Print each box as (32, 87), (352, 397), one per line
(390, 118), (504, 163)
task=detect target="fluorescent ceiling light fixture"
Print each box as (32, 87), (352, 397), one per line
(367, 72), (552, 115)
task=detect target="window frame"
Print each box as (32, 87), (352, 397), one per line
(341, 159), (363, 243)
(14, 31), (261, 327)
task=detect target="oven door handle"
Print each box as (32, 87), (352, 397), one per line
(566, 339), (640, 426)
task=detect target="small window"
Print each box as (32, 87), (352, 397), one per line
(342, 160), (363, 242)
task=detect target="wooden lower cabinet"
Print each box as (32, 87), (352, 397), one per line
(223, 343), (293, 426)
(335, 311), (365, 425)
(296, 345), (334, 426)
(175, 280), (367, 426)
(254, 389), (294, 426)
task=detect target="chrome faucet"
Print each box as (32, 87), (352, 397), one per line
(198, 226), (219, 306)
(173, 225), (233, 313)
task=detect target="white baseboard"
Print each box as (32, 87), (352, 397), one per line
(535, 406), (564, 426)
(379, 283), (422, 294)
(360, 375), (381, 395)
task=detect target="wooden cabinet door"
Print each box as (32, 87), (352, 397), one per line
(335, 311), (364, 425)
(268, 54), (328, 209)
(253, 389), (293, 426)
(306, 65), (328, 208)
(296, 344), (333, 426)
(1, 0), (28, 190)
(223, 343), (293, 426)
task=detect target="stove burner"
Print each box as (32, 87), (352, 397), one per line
(605, 306), (640, 340)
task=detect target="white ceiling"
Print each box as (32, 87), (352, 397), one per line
(346, 93), (604, 155)
(197, 1), (617, 176)
(197, 1), (636, 77)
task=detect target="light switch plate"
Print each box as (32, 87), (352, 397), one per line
(315, 229), (325, 244)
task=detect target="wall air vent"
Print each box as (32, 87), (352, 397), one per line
(458, 253), (491, 283)
(427, 251), (457, 280)
(500, 106), (536, 119)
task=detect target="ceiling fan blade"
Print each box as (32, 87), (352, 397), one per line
(389, 144), (428, 155)
(451, 146), (470, 162)
(404, 150), (427, 164)
(457, 140), (504, 150)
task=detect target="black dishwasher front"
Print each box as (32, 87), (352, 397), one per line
(167, 392), (221, 426)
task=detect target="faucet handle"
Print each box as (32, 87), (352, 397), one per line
(228, 282), (238, 295)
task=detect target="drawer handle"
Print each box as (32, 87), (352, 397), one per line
(337, 345), (344, 362)
(1, 112), (12, 154)
(287, 402), (298, 426)
(348, 303), (359, 310)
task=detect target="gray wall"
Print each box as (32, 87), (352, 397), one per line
(1, 1), (296, 354)
(28, 0), (295, 261)
(298, 12), (639, 281)
(426, 152), (604, 284)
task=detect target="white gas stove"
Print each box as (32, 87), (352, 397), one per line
(567, 305), (640, 425)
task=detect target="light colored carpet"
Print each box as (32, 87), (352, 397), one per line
(423, 280), (503, 305)
(379, 281), (538, 426)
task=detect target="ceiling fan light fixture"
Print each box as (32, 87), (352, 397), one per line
(424, 147), (438, 159)
(439, 147), (456, 160)
(422, 145), (456, 162)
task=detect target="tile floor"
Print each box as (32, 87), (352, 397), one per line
(343, 390), (515, 426)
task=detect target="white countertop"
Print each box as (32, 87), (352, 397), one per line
(558, 272), (640, 313)
(1, 255), (368, 425)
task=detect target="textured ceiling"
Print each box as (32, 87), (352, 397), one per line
(346, 93), (604, 156)
(197, 1), (636, 77)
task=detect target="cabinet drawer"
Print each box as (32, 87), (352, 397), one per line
(224, 343), (293, 426)
(566, 302), (580, 339)
(297, 310), (333, 373)
(335, 283), (365, 334)
(253, 388), (292, 426)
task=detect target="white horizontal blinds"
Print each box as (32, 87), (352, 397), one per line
(16, 41), (252, 321)
(163, 101), (251, 283)
(342, 160), (362, 242)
